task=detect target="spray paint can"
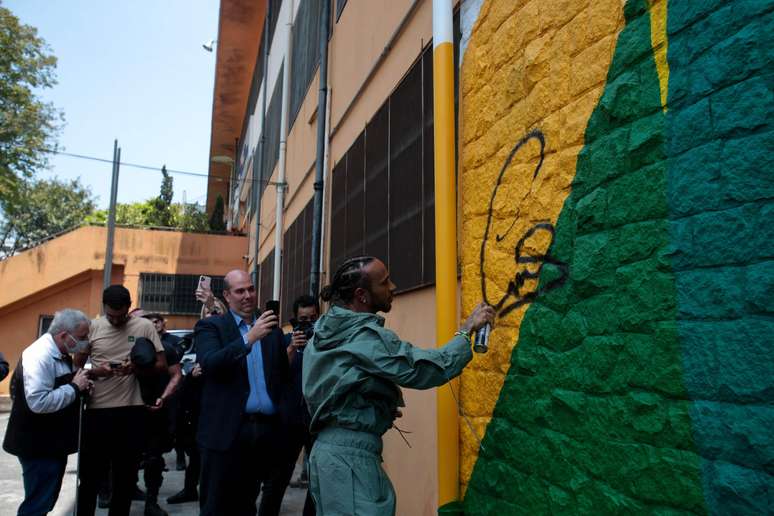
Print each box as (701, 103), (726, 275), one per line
(473, 323), (491, 353)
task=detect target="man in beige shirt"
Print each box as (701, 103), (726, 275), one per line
(74, 285), (166, 516)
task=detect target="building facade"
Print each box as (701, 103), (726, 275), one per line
(208, 0), (773, 514)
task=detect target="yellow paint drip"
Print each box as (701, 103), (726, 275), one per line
(459, 0), (626, 492)
(648, 0), (670, 111)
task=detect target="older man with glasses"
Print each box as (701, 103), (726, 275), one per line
(3, 309), (93, 516)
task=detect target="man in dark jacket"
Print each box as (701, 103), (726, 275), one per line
(3, 309), (93, 515)
(194, 269), (289, 516)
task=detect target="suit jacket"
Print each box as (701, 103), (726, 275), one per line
(195, 312), (289, 451)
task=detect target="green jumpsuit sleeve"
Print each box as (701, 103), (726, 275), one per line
(357, 326), (473, 390)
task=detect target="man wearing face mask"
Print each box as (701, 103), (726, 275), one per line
(74, 285), (166, 516)
(3, 309), (93, 516)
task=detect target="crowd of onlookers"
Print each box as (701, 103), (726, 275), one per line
(2, 258), (495, 516)
(2, 271), (317, 516)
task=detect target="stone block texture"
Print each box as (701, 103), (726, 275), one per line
(459, 0), (773, 514)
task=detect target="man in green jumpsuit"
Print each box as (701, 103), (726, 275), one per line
(303, 256), (494, 515)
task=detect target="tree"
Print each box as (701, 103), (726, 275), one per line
(209, 194), (226, 231)
(173, 203), (210, 232)
(86, 200), (211, 233)
(0, 5), (63, 203)
(0, 176), (96, 257)
(147, 165), (174, 226)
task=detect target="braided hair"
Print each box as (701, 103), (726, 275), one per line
(320, 256), (377, 306)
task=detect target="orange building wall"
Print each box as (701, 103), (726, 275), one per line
(0, 226), (248, 397)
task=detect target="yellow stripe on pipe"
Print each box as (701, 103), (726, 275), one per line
(433, 39), (459, 508)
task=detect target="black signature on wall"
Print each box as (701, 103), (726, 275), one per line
(479, 129), (569, 318)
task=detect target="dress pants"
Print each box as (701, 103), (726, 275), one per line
(77, 406), (147, 516)
(264, 424), (316, 516)
(17, 455), (67, 516)
(143, 408), (172, 500)
(182, 445), (201, 494)
(200, 414), (284, 516)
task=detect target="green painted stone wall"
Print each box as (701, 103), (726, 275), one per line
(460, 0), (773, 513)
(666, 0), (774, 513)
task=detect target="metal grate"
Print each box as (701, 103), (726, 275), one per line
(345, 133), (366, 260)
(262, 66), (284, 194)
(329, 157), (347, 273)
(139, 274), (225, 315)
(329, 46), (436, 293)
(388, 58), (424, 290)
(282, 201), (314, 322)
(328, 10), (461, 293)
(289, 0), (324, 126)
(364, 102), (390, 263)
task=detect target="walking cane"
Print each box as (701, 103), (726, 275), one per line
(73, 393), (86, 515)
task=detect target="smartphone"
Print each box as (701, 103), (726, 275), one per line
(265, 300), (280, 315)
(265, 300), (280, 327)
(198, 275), (212, 291)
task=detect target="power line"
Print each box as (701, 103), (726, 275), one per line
(44, 148), (270, 186)
(46, 148), (218, 180)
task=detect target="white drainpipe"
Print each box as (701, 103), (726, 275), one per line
(272, 0), (293, 300)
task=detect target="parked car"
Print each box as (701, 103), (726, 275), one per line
(166, 330), (196, 374)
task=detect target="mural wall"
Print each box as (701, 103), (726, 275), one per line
(459, 0), (773, 513)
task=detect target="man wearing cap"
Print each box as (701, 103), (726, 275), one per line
(146, 313), (184, 360)
(74, 285), (166, 516)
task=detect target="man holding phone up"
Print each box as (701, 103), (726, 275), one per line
(194, 269), (290, 516)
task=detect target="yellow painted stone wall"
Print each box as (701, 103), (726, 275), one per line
(458, 0), (626, 490)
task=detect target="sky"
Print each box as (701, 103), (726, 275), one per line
(6, 0), (220, 209)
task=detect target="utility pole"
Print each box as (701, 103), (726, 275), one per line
(103, 140), (120, 294)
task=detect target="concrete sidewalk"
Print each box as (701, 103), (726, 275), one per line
(0, 413), (308, 516)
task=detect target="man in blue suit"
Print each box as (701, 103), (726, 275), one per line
(194, 269), (289, 516)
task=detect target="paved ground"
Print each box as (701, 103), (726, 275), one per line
(0, 412), (308, 516)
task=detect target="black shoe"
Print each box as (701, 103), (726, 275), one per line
(166, 488), (199, 504)
(133, 485), (147, 501)
(97, 493), (111, 509)
(144, 500), (169, 516)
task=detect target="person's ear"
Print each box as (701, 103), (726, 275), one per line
(354, 287), (368, 304)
